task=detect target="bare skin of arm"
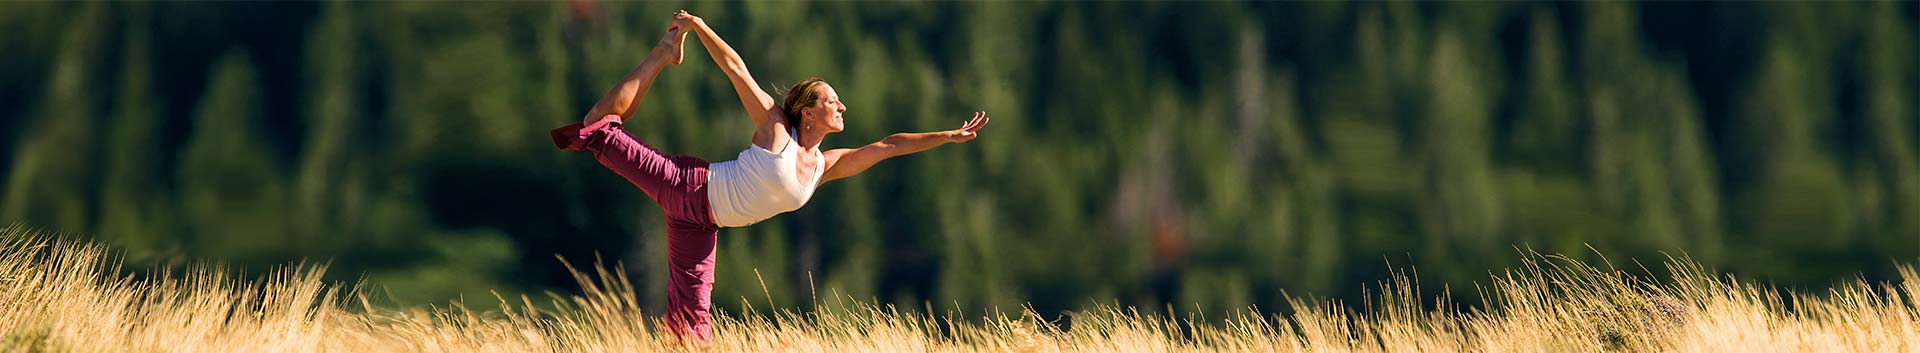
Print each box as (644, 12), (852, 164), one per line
(674, 11), (788, 151)
(821, 112), (990, 183)
(582, 27), (688, 125)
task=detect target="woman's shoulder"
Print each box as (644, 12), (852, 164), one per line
(748, 119), (796, 154)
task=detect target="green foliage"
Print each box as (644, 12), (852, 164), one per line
(97, 4), (175, 263)
(3, 4), (107, 235)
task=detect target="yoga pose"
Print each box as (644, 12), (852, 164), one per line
(550, 10), (989, 343)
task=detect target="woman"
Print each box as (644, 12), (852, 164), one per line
(550, 10), (989, 343)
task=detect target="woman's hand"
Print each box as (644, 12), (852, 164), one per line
(671, 10), (703, 32)
(948, 111), (990, 143)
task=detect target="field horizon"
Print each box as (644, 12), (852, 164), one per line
(2, 227), (1914, 352)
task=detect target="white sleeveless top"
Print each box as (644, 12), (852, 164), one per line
(706, 129), (825, 227)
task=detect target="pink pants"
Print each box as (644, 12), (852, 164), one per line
(552, 115), (718, 343)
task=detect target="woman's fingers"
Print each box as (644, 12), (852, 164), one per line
(950, 111), (988, 142)
(965, 112), (988, 132)
(955, 111), (988, 137)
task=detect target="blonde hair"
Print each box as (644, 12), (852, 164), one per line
(778, 77), (828, 128)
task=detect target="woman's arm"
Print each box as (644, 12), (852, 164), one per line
(820, 112), (990, 183)
(675, 11), (779, 130)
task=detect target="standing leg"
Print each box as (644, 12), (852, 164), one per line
(659, 160), (717, 345)
(662, 212), (718, 344)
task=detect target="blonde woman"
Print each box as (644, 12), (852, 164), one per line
(550, 10), (989, 343)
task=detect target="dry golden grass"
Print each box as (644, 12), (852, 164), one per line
(1, 227), (1914, 352)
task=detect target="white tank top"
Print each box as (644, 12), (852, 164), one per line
(706, 130), (825, 227)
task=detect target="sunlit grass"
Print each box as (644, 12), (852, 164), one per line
(1, 226), (1914, 352)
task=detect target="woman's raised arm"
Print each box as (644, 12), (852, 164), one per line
(675, 11), (780, 130)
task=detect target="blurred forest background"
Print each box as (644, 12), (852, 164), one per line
(1, 1), (1914, 319)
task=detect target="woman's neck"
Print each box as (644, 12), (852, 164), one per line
(794, 126), (826, 151)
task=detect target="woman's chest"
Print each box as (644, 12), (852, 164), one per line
(791, 149), (821, 181)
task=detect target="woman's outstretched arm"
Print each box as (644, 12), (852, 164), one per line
(675, 11), (780, 131)
(582, 26), (687, 125)
(820, 112), (990, 183)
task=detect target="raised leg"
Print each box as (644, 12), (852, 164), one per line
(564, 120), (693, 206)
(582, 27), (688, 125)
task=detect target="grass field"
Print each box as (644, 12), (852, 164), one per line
(1, 227), (1914, 352)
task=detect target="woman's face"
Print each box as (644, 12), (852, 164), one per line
(803, 84), (846, 133)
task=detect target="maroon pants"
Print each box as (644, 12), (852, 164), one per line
(552, 115), (718, 343)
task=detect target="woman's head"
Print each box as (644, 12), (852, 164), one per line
(780, 77), (845, 133)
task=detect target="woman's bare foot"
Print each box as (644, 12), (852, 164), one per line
(660, 27), (687, 65)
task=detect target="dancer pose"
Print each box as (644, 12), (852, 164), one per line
(550, 10), (990, 343)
